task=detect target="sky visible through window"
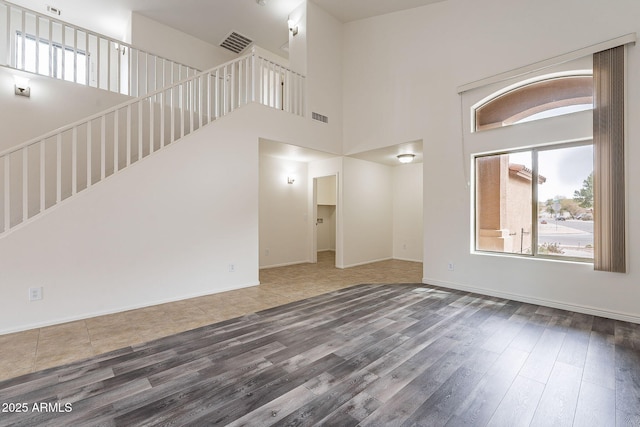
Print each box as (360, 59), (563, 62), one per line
(509, 144), (593, 202)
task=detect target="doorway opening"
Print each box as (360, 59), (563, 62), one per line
(313, 175), (337, 266)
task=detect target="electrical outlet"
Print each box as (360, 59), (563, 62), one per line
(229, 263), (236, 272)
(29, 287), (43, 301)
(447, 262), (455, 271)
(265, 248), (270, 256)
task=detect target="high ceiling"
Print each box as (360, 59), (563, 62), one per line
(11, 0), (444, 58)
(11, 0), (436, 163)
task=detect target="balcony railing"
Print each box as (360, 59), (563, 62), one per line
(1, 0), (198, 96)
(0, 49), (305, 236)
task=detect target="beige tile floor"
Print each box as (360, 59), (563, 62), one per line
(0, 252), (423, 382)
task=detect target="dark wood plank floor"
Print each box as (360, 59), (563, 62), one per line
(0, 283), (638, 426)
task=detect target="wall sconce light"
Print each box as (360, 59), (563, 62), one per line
(288, 19), (299, 37)
(397, 154), (415, 164)
(14, 76), (30, 97)
(287, 177), (295, 185)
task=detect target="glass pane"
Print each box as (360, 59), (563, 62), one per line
(476, 152), (533, 254)
(537, 145), (594, 259)
(475, 75), (593, 132)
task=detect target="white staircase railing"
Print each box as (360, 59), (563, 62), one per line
(1, 0), (198, 96)
(0, 49), (305, 236)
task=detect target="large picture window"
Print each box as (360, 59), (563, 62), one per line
(475, 143), (594, 261)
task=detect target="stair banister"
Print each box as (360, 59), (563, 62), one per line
(1, 0), (199, 96)
(0, 48), (305, 236)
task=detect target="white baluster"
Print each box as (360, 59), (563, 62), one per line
(35, 15), (40, 74)
(4, 155), (9, 232)
(87, 120), (92, 188)
(114, 111), (119, 172)
(22, 148), (27, 222)
(56, 134), (61, 203)
(126, 105), (131, 166)
(215, 69), (220, 119)
(207, 73), (212, 124)
(72, 127), (77, 195)
(73, 28), (78, 83)
(189, 80), (194, 133)
(138, 101), (143, 160)
(100, 115), (106, 179)
(170, 86), (175, 143)
(180, 82), (185, 138)
(20, 10), (25, 70)
(150, 97), (155, 153)
(160, 90), (165, 148)
(39, 140), (45, 213)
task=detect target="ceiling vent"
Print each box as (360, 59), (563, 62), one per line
(220, 32), (253, 54)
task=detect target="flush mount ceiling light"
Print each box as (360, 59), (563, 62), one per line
(256, 0), (267, 5)
(397, 154), (415, 164)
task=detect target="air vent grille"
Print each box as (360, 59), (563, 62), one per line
(312, 112), (329, 124)
(220, 32), (253, 54)
(46, 5), (61, 15)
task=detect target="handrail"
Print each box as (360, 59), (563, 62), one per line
(0, 52), (251, 158)
(1, 0), (199, 96)
(0, 47), (305, 235)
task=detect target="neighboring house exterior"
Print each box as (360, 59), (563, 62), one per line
(476, 156), (545, 254)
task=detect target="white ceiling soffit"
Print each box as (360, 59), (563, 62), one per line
(347, 140), (424, 166)
(310, 0), (446, 22)
(259, 139), (338, 164)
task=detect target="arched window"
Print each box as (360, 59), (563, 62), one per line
(474, 74), (593, 131)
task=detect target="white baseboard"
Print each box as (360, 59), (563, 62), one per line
(0, 282), (260, 335)
(423, 277), (640, 324)
(259, 260), (310, 270)
(343, 257), (393, 269)
(392, 256), (422, 263)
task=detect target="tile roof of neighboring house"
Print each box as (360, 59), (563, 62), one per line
(509, 163), (547, 184)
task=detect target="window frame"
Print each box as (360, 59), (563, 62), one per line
(471, 71), (593, 133)
(473, 139), (594, 263)
(15, 30), (90, 84)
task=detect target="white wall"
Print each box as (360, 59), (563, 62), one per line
(342, 157), (393, 267)
(0, 67), (131, 151)
(392, 163), (423, 262)
(288, 2), (307, 76)
(130, 13), (236, 71)
(306, 2), (343, 149)
(317, 174), (336, 205)
(343, 0), (640, 322)
(0, 101), (344, 334)
(259, 153), (309, 268)
(0, 113), (259, 334)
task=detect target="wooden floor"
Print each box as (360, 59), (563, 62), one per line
(0, 283), (638, 426)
